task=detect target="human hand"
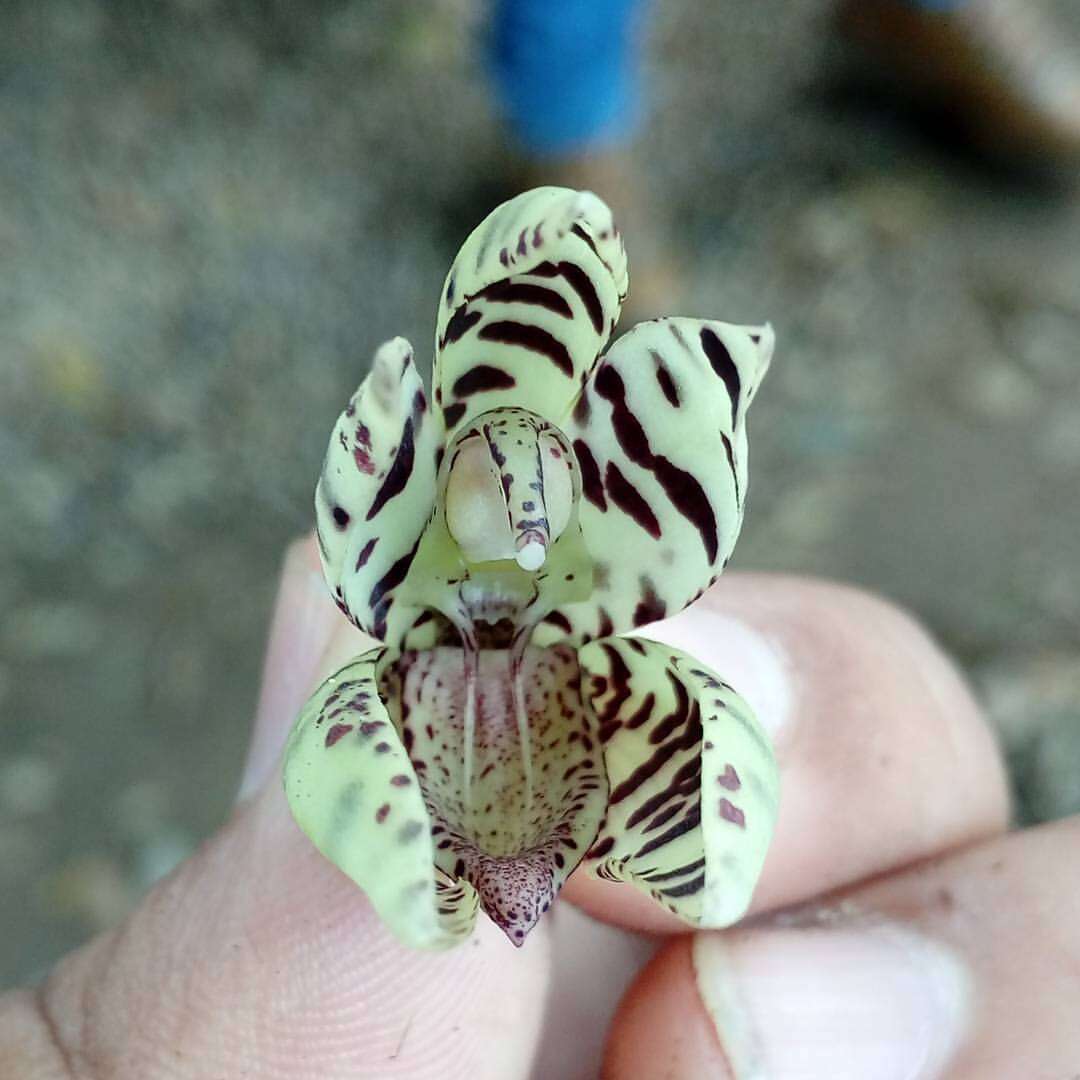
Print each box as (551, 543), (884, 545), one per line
(3, 537), (1074, 1079)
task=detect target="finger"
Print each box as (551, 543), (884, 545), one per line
(16, 547), (551, 1080)
(239, 535), (338, 799)
(604, 816), (1080, 1079)
(534, 904), (658, 1080)
(564, 574), (1010, 933)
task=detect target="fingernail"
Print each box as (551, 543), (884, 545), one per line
(238, 540), (337, 801)
(693, 924), (971, 1079)
(637, 609), (792, 739)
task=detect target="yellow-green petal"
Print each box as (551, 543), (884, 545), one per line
(315, 337), (443, 647)
(284, 647), (478, 949)
(535, 318), (773, 646)
(577, 635), (779, 928)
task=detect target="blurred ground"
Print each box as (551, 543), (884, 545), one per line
(2, 0), (1079, 986)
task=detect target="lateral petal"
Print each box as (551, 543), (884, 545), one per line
(578, 635), (778, 928)
(284, 647), (478, 950)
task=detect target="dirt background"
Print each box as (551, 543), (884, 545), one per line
(3, 0), (1079, 985)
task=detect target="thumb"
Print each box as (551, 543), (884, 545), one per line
(16, 539), (550, 1080)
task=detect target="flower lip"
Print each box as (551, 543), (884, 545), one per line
(388, 641), (609, 946)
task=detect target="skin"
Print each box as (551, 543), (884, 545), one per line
(4, 536), (1077, 1079)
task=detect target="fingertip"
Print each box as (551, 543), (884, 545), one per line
(603, 938), (731, 1080)
(561, 871), (688, 935)
(289, 531), (324, 575)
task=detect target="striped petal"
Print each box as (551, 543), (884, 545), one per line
(578, 635), (778, 928)
(536, 318), (773, 646)
(383, 642), (608, 946)
(315, 337), (442, 647)
(433, 187), (627, 433)
(284, 647), (478, 949)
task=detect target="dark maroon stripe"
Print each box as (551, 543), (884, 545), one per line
(594, 363), (652, 467)
(632, 580), (666, 627)
(354, 537), (377, 571)
(528, 260), (561, 278)
(570, 222), (600, 260)
(659, 872), (705, 898)
(610, 706), (702, 806)
(624, 691), (655, 730)
(625, 759), (700, 829)
(599, 643), (633, 722)
(653, 456), (718, 563)
(641, 801), (684, 834)
(594, 359), (720, 562)
(721, 432), (741, 505)
(443, 401), (466, 428)
(451, 365), (516, 398)
(365, 418), (415, 521)
(476, 279), (573, 319)
(588, 835), (616, 860)
(572, 387), (591, 424)
(571, 438), (605, 511)
(542, 611), (573, 635)
(667, 754), (703, 790)
(368, 535), (422, 628)
(626, 789), (681, 834)
(635, 805), (702, 859)
(558, 260), (604, 335)
(651, 351), (680, 406)
(609, 739), (683, 805)
(649, 693), (693, 747)
(605, 461), (660, 539)
(478, 320), (574, 377)
(700, 327), (740, 429)
(598, 718), (622, 743)
(642, 856), (706, 883)
(442, 306), (482, 347)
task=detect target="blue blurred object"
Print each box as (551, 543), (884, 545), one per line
(905, 0), (968, 8)
(488, 0), (971, 158)
(488, 0), (648, 156)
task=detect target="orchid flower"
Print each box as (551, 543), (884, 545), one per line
(284, 187), (779, 949)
